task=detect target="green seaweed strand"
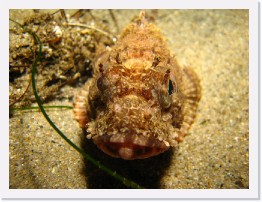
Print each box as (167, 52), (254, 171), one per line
(10, 105), (73, 111)
(10, 19), (143, 189)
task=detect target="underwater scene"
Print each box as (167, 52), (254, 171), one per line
(9, 9), (249, 189)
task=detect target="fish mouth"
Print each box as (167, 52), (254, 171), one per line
(93, 133), (169, 160)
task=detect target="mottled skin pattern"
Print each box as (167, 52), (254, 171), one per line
(73, 12), (201, 160)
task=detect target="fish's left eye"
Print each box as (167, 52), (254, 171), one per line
(168, 79), (174, 95)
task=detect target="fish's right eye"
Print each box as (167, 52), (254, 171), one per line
(97, 77), (105, 92)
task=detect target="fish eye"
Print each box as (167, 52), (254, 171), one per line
(97, 77), (105, 92)
(168, 79), (174, 95)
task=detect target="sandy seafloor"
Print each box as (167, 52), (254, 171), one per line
(9, 10), (249, 189)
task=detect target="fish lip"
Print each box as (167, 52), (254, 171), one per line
(93, 134), (170, 160)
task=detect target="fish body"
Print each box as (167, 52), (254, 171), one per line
(73, 11), (201, 160)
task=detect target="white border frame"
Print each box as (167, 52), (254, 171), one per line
(1, 0), (259, 199)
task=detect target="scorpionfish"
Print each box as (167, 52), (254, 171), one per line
(73, 11), (201, 160)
